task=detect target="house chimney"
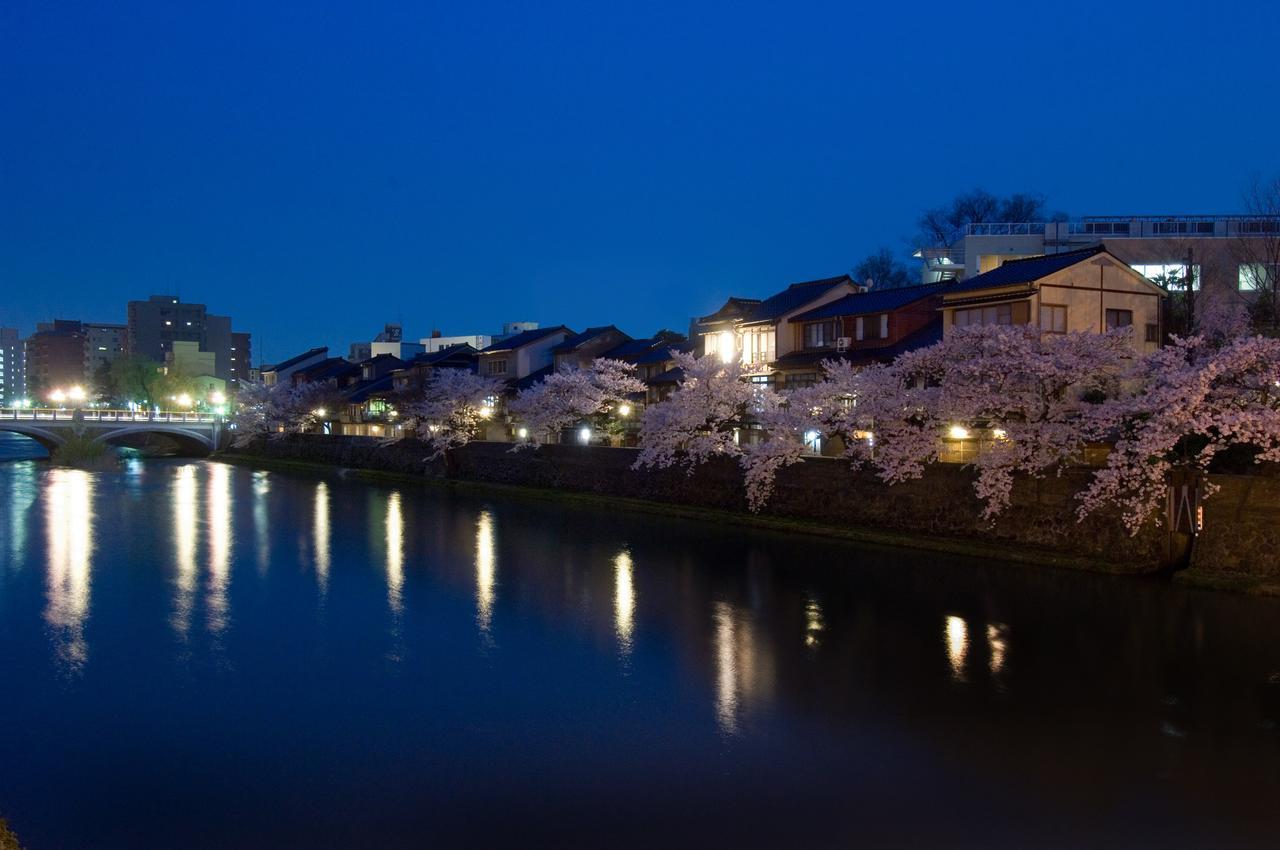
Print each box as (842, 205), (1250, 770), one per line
(431, 329), (442, 338)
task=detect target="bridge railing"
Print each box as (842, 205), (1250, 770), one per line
(0, 408), (222, 424)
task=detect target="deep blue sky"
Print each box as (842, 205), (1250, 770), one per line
(3, 0), (1278, 363)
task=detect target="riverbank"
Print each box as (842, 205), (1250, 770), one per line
(220, 435), (1280, 595)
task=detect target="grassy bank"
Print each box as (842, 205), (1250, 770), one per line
(214, 450), (1187, 583)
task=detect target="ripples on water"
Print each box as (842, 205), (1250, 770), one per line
(0, 459), (1278, 849)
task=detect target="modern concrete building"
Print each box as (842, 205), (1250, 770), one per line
(126, 295), (249, 383)
(420, 331), (494, 352)
(918, 215), (1280, 300)
(84, 322), (127, 378)
(0, 328), (26, 405)
(229, 332), (252, 387)
(350, 323), (424, 362)
(26, 320), (89, 398)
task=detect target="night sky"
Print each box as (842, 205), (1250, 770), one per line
(3, 0), (1278, 363)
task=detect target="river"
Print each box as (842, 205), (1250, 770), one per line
(0, 453), (1278, 848)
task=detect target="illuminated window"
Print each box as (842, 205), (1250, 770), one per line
(1132, 263), (1200, 291)
(1239, 263), (1278, 291)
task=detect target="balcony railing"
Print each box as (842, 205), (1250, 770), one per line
(965, 222), (1047, 236)
(0, 408), (221, 423)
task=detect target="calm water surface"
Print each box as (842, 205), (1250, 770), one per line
(0, 453), (1278, 848)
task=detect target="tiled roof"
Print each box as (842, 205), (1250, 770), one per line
(265, 346), (328, 372)
(633, 341), (696, 365)
(343, 374), (395, 403)
(297, 358), (360, 383)
(513, 364), (554, 391)
(480, 326), (572, 353)
(599, 338), (660, 360)
(408, 343), (478, 365)
(790, 282), (954, 323)
(646, 366), (685, 385)
(945, 246), (1106, 293)
(772, 322), (943, 369)
(699, 274), (856, 328)
(550, 326), (623, 354)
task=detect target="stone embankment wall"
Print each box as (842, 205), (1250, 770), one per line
(227, 435), (1280, 587)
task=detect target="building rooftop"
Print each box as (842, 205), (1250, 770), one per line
(550, 326), (625, 354)
(790, 282), (954, 323)
(699, 274), (856, 328)
(480, 326), (573, 354)
(263, 346), (328, 373)
(945, 246), (1107, 293)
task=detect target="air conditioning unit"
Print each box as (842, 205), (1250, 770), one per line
(835, 337), (851, 352)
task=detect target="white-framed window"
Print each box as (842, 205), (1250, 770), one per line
(486, 358), (508, 375)
(1040, 304), (1067, 333)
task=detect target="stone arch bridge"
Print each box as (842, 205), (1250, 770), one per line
(0, 408), (226, 455)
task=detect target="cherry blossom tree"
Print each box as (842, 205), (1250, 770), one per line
(399, 368), (506, 460)
(231, 380), (333, 446)
(1079, 333), (1280, 532)
(509, 358), (645, 447)
(634, 352), (771, 473)
(737, 326), (1133, 517)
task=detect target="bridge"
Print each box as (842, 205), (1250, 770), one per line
(0, 408), (227, 454)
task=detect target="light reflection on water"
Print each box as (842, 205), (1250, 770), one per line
(385, 491), (404, 615)
(4, 460), (1280, 848)
(474, 509), (496, 639)
(171, 464), (198, 638)
(313, 481), (330, 592)
(206, 463), (232, 635)
(614, 548), (635, 658)
(43, 468), (93, 672)
(945, 614), (969, 683)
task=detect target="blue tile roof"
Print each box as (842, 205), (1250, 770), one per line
(266, 346), (328, 372)
(550, 326), (623, 354)
(480, 326), (572, 353)
(790, 282), (954, 322)
(698, 274), (856, 328)
(945, 246), (1106, 293)
(600, 338), (660, 359)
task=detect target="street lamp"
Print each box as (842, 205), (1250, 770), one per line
(68, 385), (86, 403)
(175, 393), (193, 409)
(617, 403), (632, 417)
(50, 389), (67, 405)
(210, 391), (227, 405)
(312, 408), (327, 418)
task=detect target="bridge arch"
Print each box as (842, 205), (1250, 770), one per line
(92, 425), (217, 455)
(0, 422), (66, 451)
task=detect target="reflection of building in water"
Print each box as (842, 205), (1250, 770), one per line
(313, 481), (331, 592)
(172, 464), (198, 637)
(945, 615), (969, 683)
(987, 623), (1009, 677)
(385, 492), (404, 614)
(711, 601), (774, 736)
(252, 471), (270, 573)
(475, 510), (496, 637)
(44, 468), (93, 671)
(614, 549), (635, 657)
(207, 463), (231, 634)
